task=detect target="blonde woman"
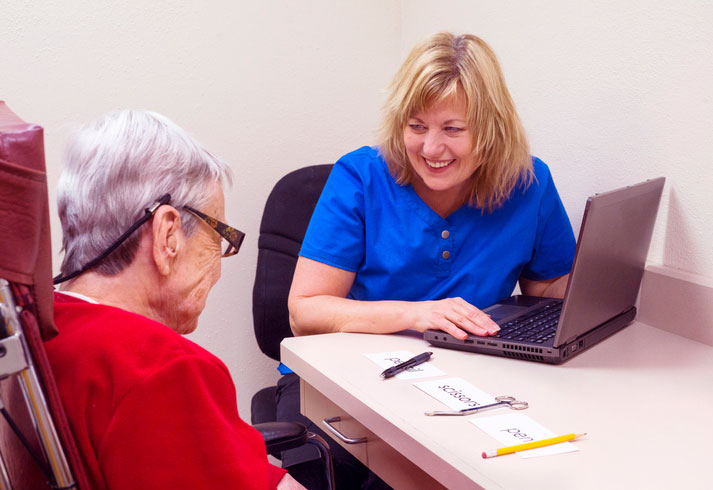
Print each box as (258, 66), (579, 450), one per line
(281, 33), (576, 489)
(289, 32), (575, 341)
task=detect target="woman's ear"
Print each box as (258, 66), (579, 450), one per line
(152, 206), (181, 276)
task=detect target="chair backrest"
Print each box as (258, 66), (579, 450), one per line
(0, 101), (56, 341)
(252, 164), (333, 361)
(0, 101), (89, 489)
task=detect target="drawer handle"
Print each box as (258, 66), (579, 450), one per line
(322, 416), (368, 444)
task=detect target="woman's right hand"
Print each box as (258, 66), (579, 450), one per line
(289, 257), (500, 338)
(410, 297), (500, 340)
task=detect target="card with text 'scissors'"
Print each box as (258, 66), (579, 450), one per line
(413, 377), (496, 411)
(365, 351), (445, 379)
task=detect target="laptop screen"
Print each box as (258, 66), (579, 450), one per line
(554, 177), (665, 346)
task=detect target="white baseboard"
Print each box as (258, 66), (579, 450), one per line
(638, 264), (713, 347)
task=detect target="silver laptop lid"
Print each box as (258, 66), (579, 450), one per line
(554, 177), (665, 346)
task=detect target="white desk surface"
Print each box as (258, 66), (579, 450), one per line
(281, 322), (713, 490)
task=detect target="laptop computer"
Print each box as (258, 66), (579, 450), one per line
(424, 177), (665, 364)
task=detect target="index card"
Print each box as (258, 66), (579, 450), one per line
(413, 377), (496, 411)
(365, 351), (445, 379)
(472, 412), (579, 458)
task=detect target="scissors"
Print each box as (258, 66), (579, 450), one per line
(425, 395), (528, 416)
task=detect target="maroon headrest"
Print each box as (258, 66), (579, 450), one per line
(0, 101), (57, 340)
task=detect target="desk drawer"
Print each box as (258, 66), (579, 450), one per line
(301, 380), (447, 490)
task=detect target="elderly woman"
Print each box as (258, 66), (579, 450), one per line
(283, 32), (576, 487)
(45, 110), (303, 490)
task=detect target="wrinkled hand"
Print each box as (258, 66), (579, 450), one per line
(412, 297), (499, 339)
(276, 473), (306, 490)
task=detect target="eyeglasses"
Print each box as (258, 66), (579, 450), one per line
(53, 193), (245, 284)
(183, 205), (245, 257)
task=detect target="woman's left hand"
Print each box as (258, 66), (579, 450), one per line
(408, 297), (500, 339)
(277, 473), (307, 490)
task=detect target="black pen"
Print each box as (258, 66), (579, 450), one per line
(380, 352), (433, 379)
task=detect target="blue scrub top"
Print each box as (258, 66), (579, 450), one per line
(300, 146), (575, 309)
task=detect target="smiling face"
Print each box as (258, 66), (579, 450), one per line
(403, 93), (479, 217)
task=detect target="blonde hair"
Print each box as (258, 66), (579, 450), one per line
(379, 32), (532, 212)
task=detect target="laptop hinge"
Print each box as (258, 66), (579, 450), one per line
(562, 306), (636, 346)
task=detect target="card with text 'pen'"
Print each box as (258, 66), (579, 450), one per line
(472, 412), (579, 458)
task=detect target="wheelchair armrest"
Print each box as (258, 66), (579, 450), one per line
(253, 421), (308, 455)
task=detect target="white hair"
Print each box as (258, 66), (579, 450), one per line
(57, 109), (233, 276)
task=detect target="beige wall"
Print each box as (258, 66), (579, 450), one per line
(3, 0), (712, 421)
(2, 0), (401, 421)
(399, 0), (713, 281)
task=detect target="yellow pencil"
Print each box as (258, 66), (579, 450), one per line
(482, 433), (587, 459)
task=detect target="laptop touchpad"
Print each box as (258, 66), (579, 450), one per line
(485, 305), (529, 322)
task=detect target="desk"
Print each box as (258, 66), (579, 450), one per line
(281, 322), (713, 489)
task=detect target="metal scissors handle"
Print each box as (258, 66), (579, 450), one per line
(425, 395), (529, 416)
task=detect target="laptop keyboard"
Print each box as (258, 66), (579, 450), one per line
(495, 301), (563, 343)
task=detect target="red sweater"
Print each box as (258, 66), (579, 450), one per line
(45, 292), (286, 489)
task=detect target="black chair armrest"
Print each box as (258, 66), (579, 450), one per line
(253, 421), (308, 455)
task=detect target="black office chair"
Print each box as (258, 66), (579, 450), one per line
(252, 164), (333, 363)
(251, 164), (335, 488)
